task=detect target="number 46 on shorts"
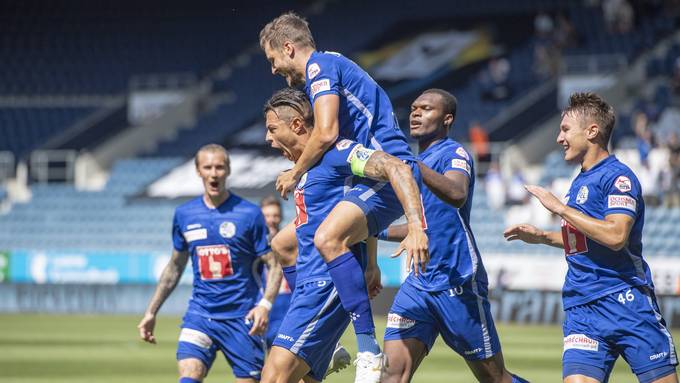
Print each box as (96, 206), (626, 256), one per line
(617, 289), (635, 305)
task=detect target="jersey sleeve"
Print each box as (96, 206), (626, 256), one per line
(603, 173), (640, 218)
(250, 211), (272, 257)
(171, 211), (187, 252)
(329, 139), (378, 178)
(441, 146), (472, 177)
(306, 55), (340, 104)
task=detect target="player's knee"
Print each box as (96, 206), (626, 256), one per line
(313, 228), (344, 259)
(382, 355), (411, 383)
(178, 358), (207, 381)
(271, 233), (296, 267)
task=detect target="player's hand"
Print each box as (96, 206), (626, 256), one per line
(137, 313), (157, 344)
(245, 305), (269, 336)
(503, 224), (545, 244)
(364, 264), (383, 299)
(525, 185), (565, 215)
(275, 170), (300, 200)
(391, 226), (429, 276)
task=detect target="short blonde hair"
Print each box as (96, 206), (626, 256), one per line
(259, 12), (316, 51)
(194, 144), (230, 169)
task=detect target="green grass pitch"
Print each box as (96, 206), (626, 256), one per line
(1, 314), (676, 382)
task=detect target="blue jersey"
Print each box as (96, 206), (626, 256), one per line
(172, 194), (271, 319)
(561, 155), (652, 309)
(304, 51), (415, 162)
(294, 139), (369, 284)
(406, 138), (486, 291)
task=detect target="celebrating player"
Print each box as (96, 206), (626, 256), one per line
(256, 196), (293, 350)
(259, 13), (428, 374)
(137, 144), (282, 383)
(379, 89), (528, 383)
(504, 92), (677, 383)
(260, 88), (423, 383)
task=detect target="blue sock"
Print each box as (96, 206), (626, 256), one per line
(326, 251), (379, 353)
(282, 265), (297, 289)
(180, 378), (201, 383)
(511, 374), (529, 383)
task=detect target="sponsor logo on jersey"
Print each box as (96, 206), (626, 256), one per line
(183, 228), (207, 242)
(307, 63), (320, 79)
(564, 334), (599, 352)
(186, 223), (202, 230)
(614, 175), (632, 192)
(607, 195), (636, 211)
(310, 79), (331, 98)
(451, 159), (471, 174)
(386, 313), (416, 329)
(336, 139), (352, 151)
(219, 221), (236, 238)
(455, 147), (470, 160)
(650, 351), (668, 361)
(179, 328), (213, 349)
(576, 186), (589, 204)
(277, 334), (295, 342)
(196, 245), (233, 280)
(464, 348), (482, 355)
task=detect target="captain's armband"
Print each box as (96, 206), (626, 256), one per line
(347, 145), (376, 177)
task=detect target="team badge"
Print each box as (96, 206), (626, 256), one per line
(336, 139), (352, 151)
(307, 63), (320, 79)
(355, 147), (372, 161)
(455, 147), (469, 160)
(219, 221), (236, 238)
(576, 186), (588, 204)
(614, 176), (632, 192)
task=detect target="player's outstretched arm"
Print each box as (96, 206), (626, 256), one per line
(246, 251), (282, 336)
(503, 224), (564, 249)
(525, 185), (634, 251)
(360, 150), (429, 275)
(276, 94), (340, 198)
(418, 162), (469, 208)
(138, 249), (189, 344)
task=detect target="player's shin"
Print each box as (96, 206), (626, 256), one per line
(326, 251), (380, 354)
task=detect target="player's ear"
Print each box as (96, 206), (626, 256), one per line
(586, 123), (599, 141)
(443, 113), (454, 129)
(291, 117), (305, 135)
(283, 41), (294, 58)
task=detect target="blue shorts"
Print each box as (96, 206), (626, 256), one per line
(265, 293), (292, 348)
(344, 160), (422, 236)
(384, 279), (501, 361)
(176, 312), (265, 380)
(272, 279), (350, 381)
(563, 286), (678, 383)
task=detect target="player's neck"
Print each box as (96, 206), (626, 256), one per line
(580, 146), (610, 172)
(418, 133), (447, 153)
(203, 191), (230, 209)
(298, 47), (315, 69)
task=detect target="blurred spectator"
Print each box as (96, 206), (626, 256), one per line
(672, 57), (680, 96)
(554, 13), (578, 49)
(633, 112), (655, 165)
(534, 12), (554, 38)
(469, 121), (491, 164)
(602, 0), (635, 34)
(260, 195), (282, 238)
(665, 132), (680, 207)
(481, 56), (512, 101)
(507, 172), (529, 206)
(485, 162), (506, 210)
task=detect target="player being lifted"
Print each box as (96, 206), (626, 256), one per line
(504, 92), (677, 383)
(379, 89), (528, 383)
(137, 144), (282, 383)
(259, 12), (428, 380)
(261, 88), (425, 383)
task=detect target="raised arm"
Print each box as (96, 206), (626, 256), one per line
(358, 150), (429, 274)
(276, 94), (340, 198)
(138, 249), (190, 344)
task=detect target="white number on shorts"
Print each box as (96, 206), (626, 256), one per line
(618, 289), (635, 304)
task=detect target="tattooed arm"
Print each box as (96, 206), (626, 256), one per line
(360, 150), (430, 275)
(138, 249), (189, 343)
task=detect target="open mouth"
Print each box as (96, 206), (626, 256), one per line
(209, 181), (219, 189)
(410, 120), (422, 129)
